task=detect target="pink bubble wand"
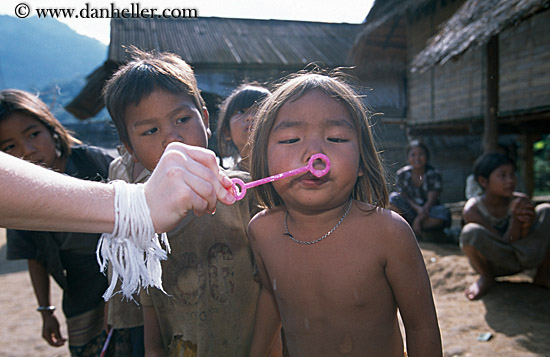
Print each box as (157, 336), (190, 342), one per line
(231, 153), (331, 201)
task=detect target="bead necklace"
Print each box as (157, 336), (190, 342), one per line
(283, 199), (353, 245)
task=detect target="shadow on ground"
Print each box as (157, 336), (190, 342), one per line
(482, 281), (550, 354)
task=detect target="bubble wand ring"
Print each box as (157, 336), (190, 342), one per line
(231, 153), (331, 201)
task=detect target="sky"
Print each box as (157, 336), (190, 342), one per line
(0, 0), (374, 45)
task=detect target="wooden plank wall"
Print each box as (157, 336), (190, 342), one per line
(408, 7), (550, 124)
(408, 0), (485, 125)
(499, 9), (550, 114)
(404, 4), (549, 202)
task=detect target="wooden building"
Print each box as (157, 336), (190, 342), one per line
(65, 17), (377, 155)
(66, 17), (361, 119)
(352, 0), (550, 201)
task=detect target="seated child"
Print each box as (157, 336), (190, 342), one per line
(247, 73), (442, 356)
(102, 48), (280, 356)
(390, 140), (451, 238)
(460, 153), (550, 300)
(216, 83), (271, 171)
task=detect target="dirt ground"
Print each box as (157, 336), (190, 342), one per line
(1, 227), (549, 356)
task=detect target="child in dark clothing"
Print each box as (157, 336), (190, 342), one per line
(0, 89), (114, 355)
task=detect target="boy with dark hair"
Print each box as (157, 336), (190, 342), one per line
(102, 49), (272, 356)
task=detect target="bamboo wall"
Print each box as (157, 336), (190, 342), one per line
(404, 5), (549, 202)
(408, 7), (550, 125)
(499, 10), (550, 114)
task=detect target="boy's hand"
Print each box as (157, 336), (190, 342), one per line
(145, 142), (236, 233)
(510, 197), (535, 223)
(510, 197), (535, 237)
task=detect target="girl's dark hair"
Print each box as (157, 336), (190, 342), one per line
(216, 84), (271, 160)
(250, 71), (388, 209)
(474, 153), (515, 182)
(405, 139), (430, 161)
(0, 89), (81, 157)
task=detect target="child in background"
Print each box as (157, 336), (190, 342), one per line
(247, 73), (442, 356)
(464, 144), (511, 200)
(102, 49), (279, 356)
(216, 84), (271, 171)
(460, 153), (550, 300)
(390, 139), (451, 238)
(0, 89), (113, 355)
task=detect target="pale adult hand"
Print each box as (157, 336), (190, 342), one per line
(41, 313), (66, 347)
(144, 142), (236, 233)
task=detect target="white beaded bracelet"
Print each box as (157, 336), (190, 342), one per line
(96, 180), (171, 301)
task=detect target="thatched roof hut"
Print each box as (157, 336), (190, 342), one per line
(352, 0), (550, 198)
(66, 17), (361, 119)
(412, 0), (550, 72)
(352, 0), (550, 136)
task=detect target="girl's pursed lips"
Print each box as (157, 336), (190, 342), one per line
(296, 173), (329, 183)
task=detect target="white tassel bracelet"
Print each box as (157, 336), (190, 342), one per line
(96, 180), (171, 301)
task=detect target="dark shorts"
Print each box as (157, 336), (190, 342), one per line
(389, 192), (451, 226)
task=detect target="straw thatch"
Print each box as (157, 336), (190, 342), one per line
(412, 0), (550, 72)
(352, 0), (432, 47)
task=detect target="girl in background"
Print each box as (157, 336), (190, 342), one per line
(390, 139), (451, 238)
(217, 84), (271, 171)
(0, 89), (113, 355)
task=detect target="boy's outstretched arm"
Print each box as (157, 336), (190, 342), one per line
(384, 213), (442, 356)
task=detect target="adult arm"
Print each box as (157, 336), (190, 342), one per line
(384, 212), (442, 356)
(0, 143), (235, 233)
(28, 259), (66, 347)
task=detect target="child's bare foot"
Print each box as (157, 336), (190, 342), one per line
(465, 276), (494, 300)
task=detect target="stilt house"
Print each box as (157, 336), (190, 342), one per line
(352, 0), (550, 201)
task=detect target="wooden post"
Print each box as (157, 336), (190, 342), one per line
(483, 36), (499, 153)
(521, 134), (535, 198)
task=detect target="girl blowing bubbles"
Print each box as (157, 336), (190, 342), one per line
(247, 73), (442, 356)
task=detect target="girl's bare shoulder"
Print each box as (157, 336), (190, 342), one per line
(248, 206), (285, 237)
(354, 201), (412, 236)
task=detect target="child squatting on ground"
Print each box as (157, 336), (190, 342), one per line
(247, 72), (442, 356)
(460, 153), (550, 300)
(102, 48), (281, 356)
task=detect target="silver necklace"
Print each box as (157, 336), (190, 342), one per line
(283, 199), (353, 245)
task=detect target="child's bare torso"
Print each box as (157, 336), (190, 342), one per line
(254, 204), (405, 356)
